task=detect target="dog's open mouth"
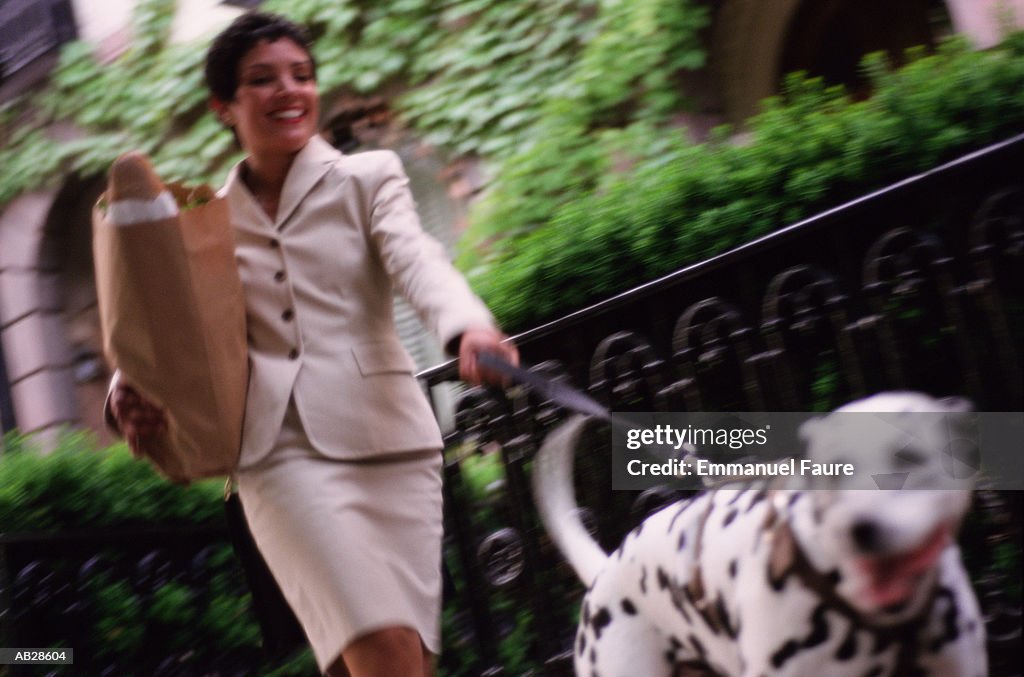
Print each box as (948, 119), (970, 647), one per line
(857, 523), (951, 608)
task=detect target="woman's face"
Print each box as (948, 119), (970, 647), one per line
(220, 38), (319, 161)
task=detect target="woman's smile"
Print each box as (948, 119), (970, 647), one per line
(270, 108), (307, 122)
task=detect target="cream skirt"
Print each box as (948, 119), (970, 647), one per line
(236, 401), (444, 671)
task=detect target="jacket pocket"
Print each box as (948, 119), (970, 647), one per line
(351, 340), (417, 376)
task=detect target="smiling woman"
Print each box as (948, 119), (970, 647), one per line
(106, 10), (519, 677)
(214, 40), (319, 195)
(204, 17), (321, 220)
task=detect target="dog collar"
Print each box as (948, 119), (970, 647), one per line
(764, 502), (939, 674)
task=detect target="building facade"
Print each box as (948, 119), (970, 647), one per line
(1, 0), (1021, 446)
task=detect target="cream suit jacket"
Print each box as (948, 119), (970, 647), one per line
(226, 135), (493, 467)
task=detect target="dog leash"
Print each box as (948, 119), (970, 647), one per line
(478, 352), (710, 484)
(477, 352), (610, 420)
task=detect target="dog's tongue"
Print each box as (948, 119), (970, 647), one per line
(858, 525), (950, 608)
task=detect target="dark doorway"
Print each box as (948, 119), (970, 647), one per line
(780, 0), (951, 97)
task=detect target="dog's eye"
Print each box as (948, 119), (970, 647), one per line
(894, 449), (927, 467)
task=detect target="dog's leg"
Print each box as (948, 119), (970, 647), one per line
(574, 596), (681, 677)
(914, 549), (988, 677)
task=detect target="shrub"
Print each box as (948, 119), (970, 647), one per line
(464, 35), (1024, 330)
(0, 431), (316, 675)
(0, 431), (222, 531)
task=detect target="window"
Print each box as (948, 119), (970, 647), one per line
(0, 0), (76, 91)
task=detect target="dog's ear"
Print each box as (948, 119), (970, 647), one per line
(798, 417), (824, 445)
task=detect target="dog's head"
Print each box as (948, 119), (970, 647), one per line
(796, 392), (976, 620)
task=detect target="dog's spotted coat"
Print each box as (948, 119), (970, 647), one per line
(535, 394), (987, 676)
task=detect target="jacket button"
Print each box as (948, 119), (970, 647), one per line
(282, 309), (294, 322)
(274, 270), (286, 282)
(269, 238), (280, 248)
(288, 348), (299, 360)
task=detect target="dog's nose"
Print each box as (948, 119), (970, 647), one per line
(851, 519), (883, 553)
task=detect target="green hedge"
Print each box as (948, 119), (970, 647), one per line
(0, 0), (608, 201)
(0, 431), (318, 676)
(1, 428), (1018, 674)
(0, 432), (222, 531)
(0, 433), (525, 675)
(464, 35), (1024, 330)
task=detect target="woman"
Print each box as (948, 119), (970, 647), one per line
(111, 11), (517, 676)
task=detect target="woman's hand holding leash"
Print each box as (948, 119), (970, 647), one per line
(459, 325), (519, 386)
(475, 352), (610, 420)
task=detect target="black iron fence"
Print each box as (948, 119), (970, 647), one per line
(424, 133), (1024, 675)
(1, 134), (1022, 675)
(0, 525), (264, 675)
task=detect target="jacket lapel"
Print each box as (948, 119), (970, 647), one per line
(222, 135), (341, 231)
(222, 163), (270, 232)
(273, 135), (339, 230)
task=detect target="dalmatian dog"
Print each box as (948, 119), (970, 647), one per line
(532, 392), (987, 676)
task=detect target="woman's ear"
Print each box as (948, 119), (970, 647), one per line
(209, 97), (234, 127)
(210, 96), (243, 150)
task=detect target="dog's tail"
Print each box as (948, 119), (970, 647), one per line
(532, 415), (609, 586)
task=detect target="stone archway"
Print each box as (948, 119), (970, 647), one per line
(52, 175), (111, 441)
(0, 187), (76, 445)
(0, 173), (111, 447)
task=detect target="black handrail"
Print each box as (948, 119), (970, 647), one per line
(418, 131), (1024, 387)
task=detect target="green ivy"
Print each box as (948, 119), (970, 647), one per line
(0, 0), (707, 322)
(0, 431), (223, 531)
(0, 0), (610, 202)
(572, 0), (707, 120)
(461, 0), (708, 251)
(2, 2), (1023, 338)
(465, 36), (1024, 329)
(0, 0), (230, 201)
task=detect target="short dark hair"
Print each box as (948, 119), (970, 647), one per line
(204, 11), (316, 102)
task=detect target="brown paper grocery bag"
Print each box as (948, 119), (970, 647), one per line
(92, 183), (248, 482)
